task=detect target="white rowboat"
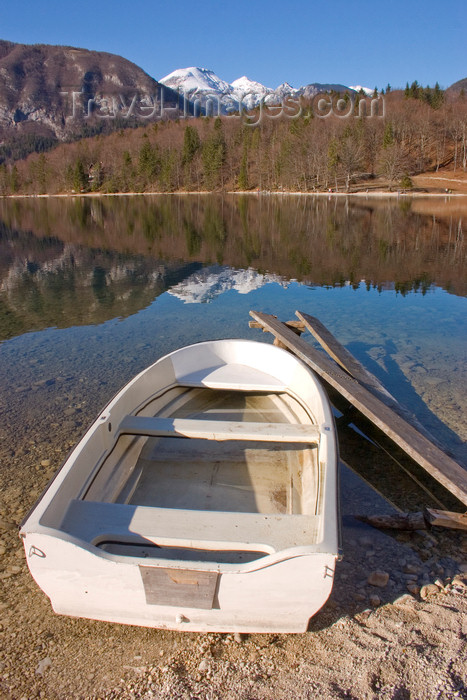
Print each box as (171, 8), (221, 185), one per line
(21, 340), (339, 633)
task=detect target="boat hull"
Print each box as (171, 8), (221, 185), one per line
(23, 532), (336, 633)
(21, 339), (339, 633)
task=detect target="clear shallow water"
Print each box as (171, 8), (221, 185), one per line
(0, 195), (466, 518)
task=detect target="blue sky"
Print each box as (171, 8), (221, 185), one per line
(2, 0), (466, 89)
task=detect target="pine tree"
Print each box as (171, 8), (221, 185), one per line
(73, 159), (87, 192)
(34, 153), (48, 193)
(409, 81), (420, 99)
(327, 138), (340, 190)
(182, 125), (200, 165)
(10, 164), (20, 192)
(238, 148), (249, 190)
(431, 82), (444, 109)
(138, 140), (160, 185)
(202, 118), (226, 189)
(382, 122), (395, 149)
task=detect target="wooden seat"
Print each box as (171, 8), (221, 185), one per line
(60, 499), (320, 553)
(118, 415), (321, 444)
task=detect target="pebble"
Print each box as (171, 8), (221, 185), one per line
(407, 583), (420, 596)
(403, 563), (420, 575)
(368, 571), (390, 588)
(419, 549), (432, 559)
(36, 657), (52, 675)
(369, 594), (381, 607)
(403, 573), (419, 581)
(420, 584), (439, 600)
(198, 659), (210, 673)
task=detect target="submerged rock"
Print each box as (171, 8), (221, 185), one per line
(368, 571), (390, 587)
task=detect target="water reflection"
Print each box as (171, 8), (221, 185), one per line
(167, 265), (288, 304)
(0, 228), (203, 340)
(0, 194), (465, 341)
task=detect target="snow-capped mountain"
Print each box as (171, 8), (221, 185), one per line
(274, 82), (296, 99)
(160, 67), (232, 97)
(230, 76), (274, 109)
(159, 67), (238, 113)
(231, 76), (273, 96)
(159, 67), (359, 112)
(349, 85), (373, 96)
(167, 266), (289, 304)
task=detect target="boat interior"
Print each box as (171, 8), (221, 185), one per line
(87, 387), (321, 512)
(58, 386), (326, 562)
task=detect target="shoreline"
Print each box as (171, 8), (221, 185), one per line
(2, 189), (467, 199)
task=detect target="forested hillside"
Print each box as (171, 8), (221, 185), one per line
(0, 40), (183, 163)
(1, 90), (466, 194)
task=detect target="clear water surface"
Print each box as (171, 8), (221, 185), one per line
(0, 194), (465, 528)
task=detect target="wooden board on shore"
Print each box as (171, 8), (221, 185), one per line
(296, 311), (449, 450)
(356, 509), (467, 532)
(296, 311), (395, 401)
(249, 310), (467, 507)
(425, 508), (467, 531)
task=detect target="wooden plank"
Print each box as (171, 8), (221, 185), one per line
(140, 566), (219, 609)
(357, 509), (467, 531)
(296, 311), (395, 400)
(250, 318), (305, 349)
(249, 318), (305, 334)
(355, 512), (427, 530)
(118, 415), (320, 443)
(61, 499), (320, 551)
(249, 311), (467, 507)
(424, 508), (467, 531)
(297, 311), (447, 448)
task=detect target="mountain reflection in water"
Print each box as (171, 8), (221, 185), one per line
(0, 194), (465, 340)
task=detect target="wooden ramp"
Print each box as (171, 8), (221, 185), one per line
(249, 310), (467, 508)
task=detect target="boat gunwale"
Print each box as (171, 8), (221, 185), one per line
(24, 524), (338, 575)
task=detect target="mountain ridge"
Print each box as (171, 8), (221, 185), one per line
(159, 66), (364, 111)
(0, 38), (464, 164)
(0, 39), (183, 161)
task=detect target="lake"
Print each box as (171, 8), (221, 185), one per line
(0, 193), (466, 533)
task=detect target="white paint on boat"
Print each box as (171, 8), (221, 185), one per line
(21, 339), (339, 633)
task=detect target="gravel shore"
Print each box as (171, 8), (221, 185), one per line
(1, 424), (466, 699)
(1, 319), (466, 699)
